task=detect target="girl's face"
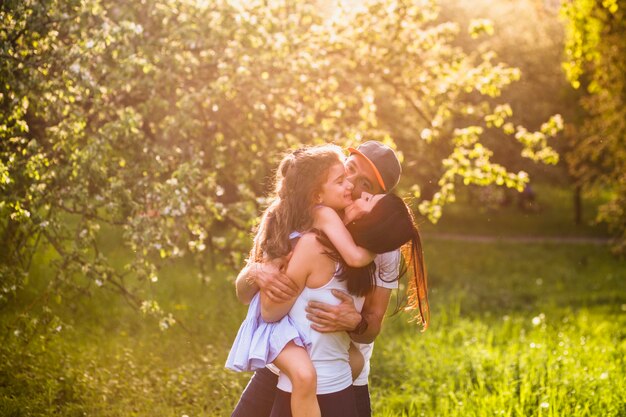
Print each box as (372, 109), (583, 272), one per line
(318, 163), (354, 210)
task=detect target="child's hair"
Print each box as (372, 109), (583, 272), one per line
(319, 193), (430, 330)
(250, 144), (344, 262)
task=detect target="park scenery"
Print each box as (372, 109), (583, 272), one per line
(1, 0), (625, 416)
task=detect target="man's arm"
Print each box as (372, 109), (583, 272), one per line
(305, 286), (392, 344)
(234, 258), (299, 305)
(305, 289), (361, 333)
(349, 286), (391, 343)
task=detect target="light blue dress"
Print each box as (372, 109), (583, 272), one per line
(225, 231), (309, 372)
(225, 292), (310, 372)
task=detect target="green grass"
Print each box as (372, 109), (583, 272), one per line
(1, 257), (248, 417)
(372, 241), (625, 417)
(1, 185), (624, 416)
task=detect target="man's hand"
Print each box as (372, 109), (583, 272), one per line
(305, 289), (361, 332)
(251, 257), (299, 303)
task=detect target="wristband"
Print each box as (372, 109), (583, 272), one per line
(352, 314), (368, 335)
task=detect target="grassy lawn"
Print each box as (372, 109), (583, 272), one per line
(372, 240), (625, 417)
(1, 184), (624, 416)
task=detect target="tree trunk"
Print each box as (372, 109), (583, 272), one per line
(574, 185), (582, 225)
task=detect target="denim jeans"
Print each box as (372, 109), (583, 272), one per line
(354, 385), (371, 417)
(231, 368), (279, 417)
(270, 386), (358, 417)
(231, 367), (372, 417)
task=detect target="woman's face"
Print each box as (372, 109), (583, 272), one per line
(318, 163), (354, 210)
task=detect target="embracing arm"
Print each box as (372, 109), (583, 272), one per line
(235, 257), (299, 305)
(259, 235), (314, 322)
(349, 286), (392, 344)
(305, 286), (391, 344)
(349, 250), (399, 343)
(313, 206), (374, 267)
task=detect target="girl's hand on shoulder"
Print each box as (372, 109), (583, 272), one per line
(343, 192), (379, 224)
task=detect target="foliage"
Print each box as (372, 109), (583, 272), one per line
(561, 0), (626, 254)
(1, 0), (561, 328)
(435, 0), (573, 180)
(373, 308), (626, 417)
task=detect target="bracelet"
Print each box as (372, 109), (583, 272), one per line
(352, 314), (368, 335)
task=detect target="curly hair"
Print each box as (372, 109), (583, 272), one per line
(250, 144), (344, 262)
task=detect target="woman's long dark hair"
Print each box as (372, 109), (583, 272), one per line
(318, 193), (430, 330)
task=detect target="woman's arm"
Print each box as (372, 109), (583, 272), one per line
(259, 234), (316, 322)
(313, 206), (375, 267)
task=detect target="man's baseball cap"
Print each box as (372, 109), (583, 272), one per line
(348, 141), (402, 192)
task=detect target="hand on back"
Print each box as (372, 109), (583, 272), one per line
(305, 289), (361, 333)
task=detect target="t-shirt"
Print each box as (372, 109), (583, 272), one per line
(353, 249), (400, 386)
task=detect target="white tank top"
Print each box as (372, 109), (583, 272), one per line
(276, 269), (365, 394)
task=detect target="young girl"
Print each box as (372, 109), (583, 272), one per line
(226, 145), (428, 417)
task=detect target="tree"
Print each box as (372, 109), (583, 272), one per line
(561, 0), (626, 254)
(0, 0), (561, 331)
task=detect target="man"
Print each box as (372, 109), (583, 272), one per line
(232, 141), (402, 417)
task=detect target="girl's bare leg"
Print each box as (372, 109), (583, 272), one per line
(273, 342), (320, 417)
(348, 342), (365, 381)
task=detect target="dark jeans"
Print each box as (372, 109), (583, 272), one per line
(354, 385), (372, 417)
(231, 368), (372, 417)
(270, 386), (358, 417)
(231, 367), (278, 417)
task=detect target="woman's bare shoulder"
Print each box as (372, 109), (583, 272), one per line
(313, 205), (340, 220)
(294, 231), (322, 249)
(292, 232), (327, 258)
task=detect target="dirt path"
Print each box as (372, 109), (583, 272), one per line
(422, 233), (612, 245)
